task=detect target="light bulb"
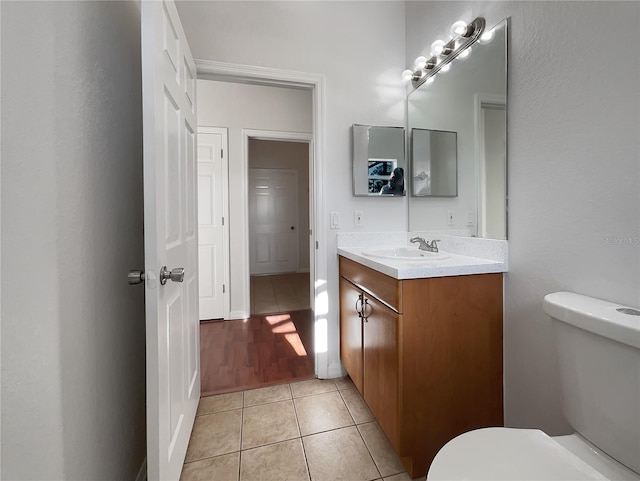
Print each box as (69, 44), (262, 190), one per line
(430, 40), (446, 57)
(401, 69), (413, 82)
(414, 56), (427, 70)
(449, 20), (468, 38)
(478, 28), (495, 45)
(440, 64), (450, 73)
(458, 47), (471, 59)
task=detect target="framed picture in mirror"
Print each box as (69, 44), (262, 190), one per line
(352, 124), (406, 196)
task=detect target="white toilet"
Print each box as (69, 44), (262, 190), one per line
(428, 292), (640, 480)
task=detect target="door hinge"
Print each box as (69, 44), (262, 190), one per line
(222, 217), (224, 226)
(316, 241), (319, 250)
(222, 284), (225, 293)
(220, 148), (223, 158)
(309, 229), (312, 236)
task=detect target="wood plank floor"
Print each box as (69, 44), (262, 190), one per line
(200, 309), (315, 396)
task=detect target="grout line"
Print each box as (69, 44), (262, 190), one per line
(291, 389), (312, 480)
(291, 395), (313, 481)
(355, 423), (384, 480)
(338, 389), (358, 426)
(241, 435), (303, 453)
(238, 391), (245, 477)
(182, 449), (242, 466)
(243, 396), (294, 409)
(290, 384), (303, 440)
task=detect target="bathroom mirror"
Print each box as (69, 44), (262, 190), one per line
(408, 19), (507, 239)
(352, 124), (406, 196)
(411, 128), (457, 197)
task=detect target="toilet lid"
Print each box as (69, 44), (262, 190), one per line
(427, 428), (609, 480)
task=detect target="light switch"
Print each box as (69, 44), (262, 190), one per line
(466, 211), (474, 226)
(330, 212), (339, 229)
(447, 210), (455, 226)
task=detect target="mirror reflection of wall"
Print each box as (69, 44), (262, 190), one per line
(407, 19), (507, 239)
(353, 124), (406, 196)
(411, 129), (457, 197)
(480, 104), (506, 239)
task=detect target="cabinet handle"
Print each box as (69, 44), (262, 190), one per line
(355, 295), (363, 317)
(362, 297), (371, 322)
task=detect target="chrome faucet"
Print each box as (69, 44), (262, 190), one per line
(410, 236), (440, 253)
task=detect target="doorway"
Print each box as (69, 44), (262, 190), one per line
(199, 136), (315, 396)
(248, 138), (311, 315)
(196, 78), (319, 395)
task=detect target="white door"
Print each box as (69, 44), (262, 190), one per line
(249, 168), (299, 275)
(141, 1), (199, 480)
(198, 128), (228, 320)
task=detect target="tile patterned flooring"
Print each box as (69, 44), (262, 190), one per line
(250, 273), (310, 315)
(181, 378), (424, 481)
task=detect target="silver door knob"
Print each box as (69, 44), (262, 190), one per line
(160, 266), (185, 285)
(128, 270), (145, 285)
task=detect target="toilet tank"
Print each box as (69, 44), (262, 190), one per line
(544, 292), (640, 475)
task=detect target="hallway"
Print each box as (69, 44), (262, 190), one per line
(200, 309), (315, 396)
(250, 272), (310, 315)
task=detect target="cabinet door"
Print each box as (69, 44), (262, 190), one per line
(339, 277), (364, 393)
(363, 295), (399, 447)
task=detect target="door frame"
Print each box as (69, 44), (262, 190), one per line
(245, 132), (310, 278)
(197, 126), (230, 320)
(474, 93), (507, 239)
(195, 60), (329, 378)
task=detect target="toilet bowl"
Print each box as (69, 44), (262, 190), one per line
(427, 428), (639, 480)
(427, 292), (640, 480)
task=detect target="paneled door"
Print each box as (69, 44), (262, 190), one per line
(198, 128), (229, 320)
(249, 168), (299, 275)
(141, 1), (200, 480)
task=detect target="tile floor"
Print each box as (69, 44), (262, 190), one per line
(181, 377), (425, 481)
(250, 273), (310, 315)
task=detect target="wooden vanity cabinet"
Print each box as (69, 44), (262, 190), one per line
(339, 276), (364, 393)
(339, 255), (503, 478)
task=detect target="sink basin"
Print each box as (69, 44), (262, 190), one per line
(361, 247), (450, 261)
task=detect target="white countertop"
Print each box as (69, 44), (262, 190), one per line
(338, 246), (507, 280)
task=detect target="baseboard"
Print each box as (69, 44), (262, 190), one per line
(135, 457), (147, 481)
(324, 363), (347, 379)
(229, 310), (248, 320)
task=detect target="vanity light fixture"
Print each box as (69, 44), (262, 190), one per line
(403, 17), (486, 88)
(478, 27), (495, 45)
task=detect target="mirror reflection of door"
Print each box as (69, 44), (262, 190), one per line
(480, 104), (506, 239)
(411, 129), (457, 197)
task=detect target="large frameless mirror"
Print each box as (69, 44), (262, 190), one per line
(352, 124), (406, 196)
(408, 18), (508, 239)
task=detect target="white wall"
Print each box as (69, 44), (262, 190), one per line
(197, 80), (312, 316)
(249, 139), (311, 273)
(179, 1), (407, 375)
(406, 1), (640, 434)
(1, 2), (146, 479)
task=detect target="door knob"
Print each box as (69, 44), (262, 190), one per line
(128, 270), (145, 285)
(160, 266), (185, 285)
